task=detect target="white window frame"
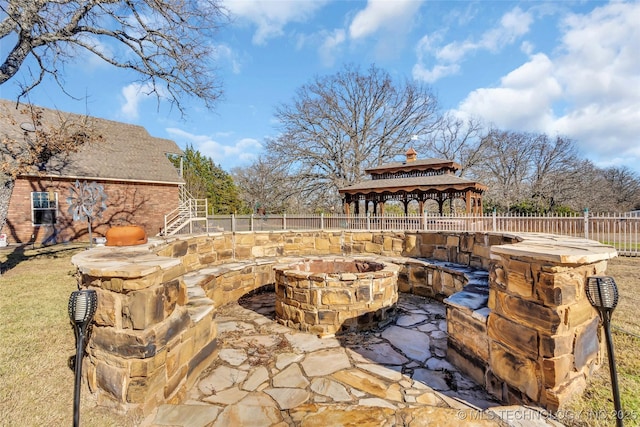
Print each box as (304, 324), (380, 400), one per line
(31, 191), (58, 225)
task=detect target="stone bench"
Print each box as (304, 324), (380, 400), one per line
(181, 254), (490, 350)
(180, 254), (486, 311)
(443, 272), (491, 387)
(72, 230), (616, 416)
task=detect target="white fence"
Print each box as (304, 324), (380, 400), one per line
(188, 211), (639, 256)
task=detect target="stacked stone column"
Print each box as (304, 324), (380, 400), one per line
(486, 245), (608, 410)
(76, 250), (218, 416)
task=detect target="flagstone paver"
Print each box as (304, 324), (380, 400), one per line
(143, 291), (564, 427)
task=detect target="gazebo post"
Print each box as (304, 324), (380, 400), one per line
(437, 194), (444, 215)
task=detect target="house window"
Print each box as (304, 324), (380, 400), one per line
(32, 192), (57, 225)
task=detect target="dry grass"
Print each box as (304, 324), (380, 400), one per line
(1, 245), (638, 426)
(0, 244), (139, 426)
(562, 256), (640, 427)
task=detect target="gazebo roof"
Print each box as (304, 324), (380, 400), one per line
(339, 174), (487, 195)
(365, 158), (461, 175)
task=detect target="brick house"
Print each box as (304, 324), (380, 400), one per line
(0, 99), (184, 244)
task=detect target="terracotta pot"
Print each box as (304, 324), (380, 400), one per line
(105, 225), (147, 246)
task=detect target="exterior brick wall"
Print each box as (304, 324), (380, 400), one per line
(2, 176), (179, 244)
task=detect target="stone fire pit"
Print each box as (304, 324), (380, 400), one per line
(274, 258), (399, 337)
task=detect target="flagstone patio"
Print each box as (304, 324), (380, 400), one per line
(142, 290), (563, 426)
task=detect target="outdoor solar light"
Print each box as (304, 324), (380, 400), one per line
(68, 289), (97, 427)
(586, 276), (623, 426)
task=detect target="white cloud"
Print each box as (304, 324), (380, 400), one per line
(455, 2), (640, 170)
(211, 43), (242, 74)
(319, 29), (346, 66)
(520, 41), (534, 55)
(412, 63), (460, 84)
(556, 2), (640, 106)
(119, 82), (155, 120)
(349, 0), (423, 40)
(224, 0), (328, 45)
(413, 7), (533, 83)
(458, 53), (561, 130)
(166, 128), (263, 168)
(479, 7), (532, 51)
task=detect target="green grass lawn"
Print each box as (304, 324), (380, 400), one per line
(1, 245), (638, 426)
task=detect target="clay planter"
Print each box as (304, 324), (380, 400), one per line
(105, 225), (147, 246)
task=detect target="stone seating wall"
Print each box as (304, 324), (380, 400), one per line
(72, 230), (615, 417)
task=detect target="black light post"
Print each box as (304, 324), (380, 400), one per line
(68, 289), (97, 427)
(586, 276), (623, 427)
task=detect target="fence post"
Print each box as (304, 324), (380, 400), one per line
(205, 200), (209, 233)
(250, 214), (254, 232)
(320, 213), (324, 230)
(283, 213), (287, 230)
(584, 208), (589, 240)
(492, 209), (497, 232)
(422, 210), (426, 231)
(366, 212), (371, 231)
(231, 213), (236, 233)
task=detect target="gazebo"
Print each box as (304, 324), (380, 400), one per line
(338, 148), (487, 216)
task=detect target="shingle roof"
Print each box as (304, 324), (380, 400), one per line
(0, 99), (184, 184)
(339, 174), (487, 193)
(365, 158), (461, 174)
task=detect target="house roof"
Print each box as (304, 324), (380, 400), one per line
(0, 99), (184, 185)
(339, 174), (487, 195)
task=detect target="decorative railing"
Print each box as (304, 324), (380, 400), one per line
(206, 211), (639, 256)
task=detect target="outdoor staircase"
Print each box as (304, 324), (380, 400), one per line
(160, 186), (208, 236)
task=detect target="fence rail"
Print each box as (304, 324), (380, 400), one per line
(200, 212), (640, 256)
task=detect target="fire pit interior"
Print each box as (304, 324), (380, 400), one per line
(274, 258), (399, 337)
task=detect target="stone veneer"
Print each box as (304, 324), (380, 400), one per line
(71, 230), (616, 417)
(274, 258), (399, 336)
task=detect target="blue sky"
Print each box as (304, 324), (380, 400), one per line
(2, 0), (639, 174)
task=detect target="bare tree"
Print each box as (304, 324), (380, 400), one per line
(0, 0), (226, 112)
(469, 129), (640, 213)
(266, 64), (440, 204)
(473, 129), (538, 210)
(419, 114), (487, 177)
(565, 159), (615, 211)
(0, 102), (102, 230)
(232, 156), (297, 214)
(600, 166), (640, 211)
(526, 134), (580, 212)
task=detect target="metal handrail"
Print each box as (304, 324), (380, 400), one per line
(162, 191), (208, 236)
